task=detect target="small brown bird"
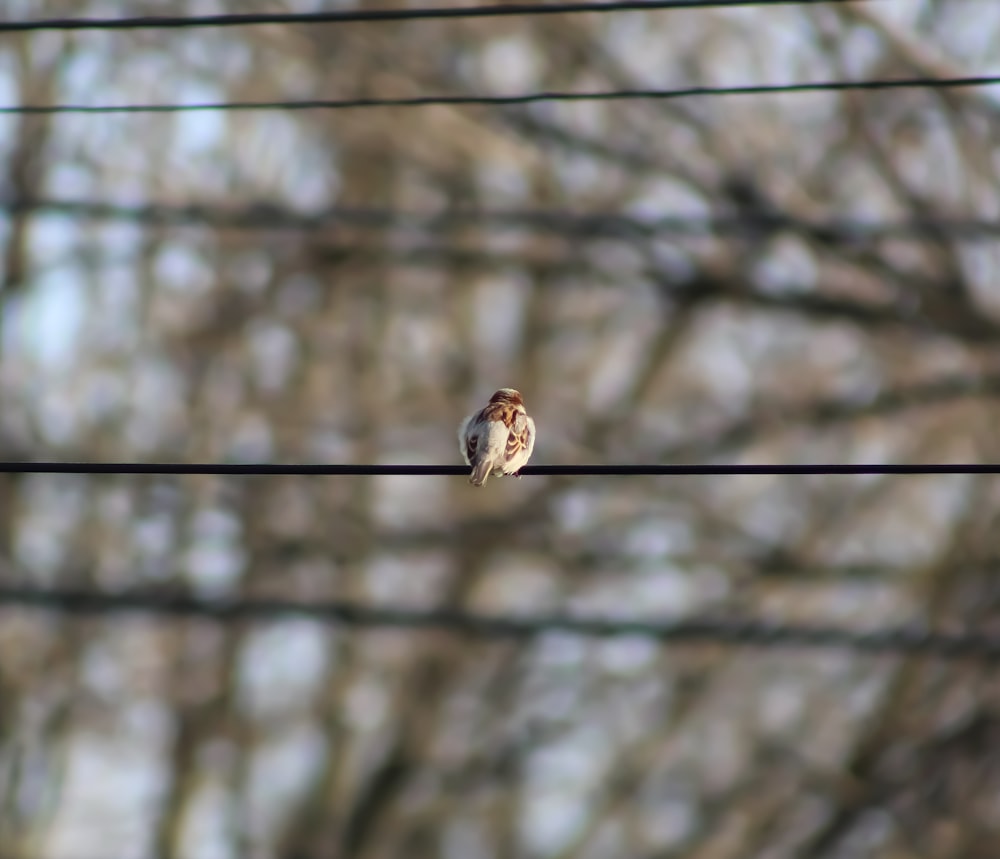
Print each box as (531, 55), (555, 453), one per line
(458, 388), (536, 486)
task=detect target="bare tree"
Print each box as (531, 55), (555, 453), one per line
(2, 1), (1000, 857)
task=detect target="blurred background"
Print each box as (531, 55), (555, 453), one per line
(3, 0), (1000, 857)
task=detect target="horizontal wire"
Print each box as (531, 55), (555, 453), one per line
(0, 585), (995, 659)
(5, 198), (1000, 242)
(6, 74), (999, 115)
(0, 1), (858, 33)
(1, 463), (999, 475)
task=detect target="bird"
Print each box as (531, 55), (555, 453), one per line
(458, 388), (536, 486)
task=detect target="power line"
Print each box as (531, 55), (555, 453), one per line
(0, 1), (860, 33)
(0, 585), (994, 660)
(5, 198), (1000, 243)
(1, 463), (999, 475)
(7, 74), (999, 115)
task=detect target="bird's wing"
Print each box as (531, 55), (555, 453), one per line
(458, 411), (486, 466)
(457, 414), (473, 465)
(505, 412), (533, 463)
(522, 415), (536, 459)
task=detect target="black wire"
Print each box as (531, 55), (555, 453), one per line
(6, 75), (998, 115)
(0, 1), (860, 33)
(1, 463), (999, 475)
(5, 198), (1000, 242)
(0, 585), (994, 660)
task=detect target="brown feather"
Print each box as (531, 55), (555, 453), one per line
(480, 402), (520, 428)
(507, 432), (529, 458)
(488, 389), (524, 407)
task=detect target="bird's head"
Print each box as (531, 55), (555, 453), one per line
(489, 388), (524, 406)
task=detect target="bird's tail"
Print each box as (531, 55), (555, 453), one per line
(469, 457), (492, 486)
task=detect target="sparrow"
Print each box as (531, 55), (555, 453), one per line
(458, 388), (536, 486)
